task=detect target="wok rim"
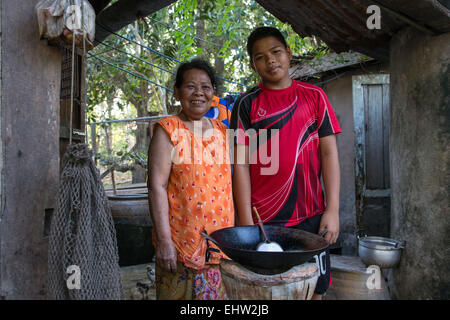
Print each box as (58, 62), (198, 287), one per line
(209, 225), (329, 255)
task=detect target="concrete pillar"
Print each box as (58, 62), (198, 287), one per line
(323, 74), (357, 255)
(0, 0), (61, 299)
(389, 27), (449, 299)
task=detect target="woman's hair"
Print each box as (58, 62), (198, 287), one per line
(247, 26), (287, 59)
(174, 58), (217, 90)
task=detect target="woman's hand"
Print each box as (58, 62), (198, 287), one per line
(156, 239), (178, 273)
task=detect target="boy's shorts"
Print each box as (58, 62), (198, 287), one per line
(289, 213), (330, 295)
(269, 213), (330, 295)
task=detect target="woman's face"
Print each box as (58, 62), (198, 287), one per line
(175, 68), (214, 121)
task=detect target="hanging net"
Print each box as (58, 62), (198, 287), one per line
(48, 143), (123, 299)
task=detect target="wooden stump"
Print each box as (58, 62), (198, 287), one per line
(220, 259), (318, 300)
(325, 254), (391, 300)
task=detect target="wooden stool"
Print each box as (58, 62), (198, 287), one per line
(325, 254), (391, 300)
(220, 259), (318, 300)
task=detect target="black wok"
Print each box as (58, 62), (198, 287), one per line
(202, 225), (328, 272)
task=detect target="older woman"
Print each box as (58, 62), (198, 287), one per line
(148, 58), (234, 300)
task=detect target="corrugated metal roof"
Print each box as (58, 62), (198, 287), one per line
(255, 0), (450, 61)
(90, 0), (449, 60)
(289, 51), (374, 78)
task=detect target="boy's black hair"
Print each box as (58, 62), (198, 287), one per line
(247, 26), (288, 59)
(174, 57), (217, 90)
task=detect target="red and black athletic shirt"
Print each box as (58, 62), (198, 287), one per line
(230, 80), (341, 226)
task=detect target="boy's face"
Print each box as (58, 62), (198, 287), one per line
(250, 36), (292, 89)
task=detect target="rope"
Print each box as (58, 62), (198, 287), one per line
(48, 1), (123, 300)
(83, 1), (88, 139)
(97, 40), (175, 75)
(69, 0), (76, 145)
(97, 22), (181, 63)
(147, 17), (226, 49)
(88, 52), (174, 92)
(89, 52), (241, 95)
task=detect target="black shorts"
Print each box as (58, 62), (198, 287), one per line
(269, 214), (331, 295)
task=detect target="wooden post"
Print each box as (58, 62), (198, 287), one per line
(90, 123), (97, 165)
(111, 168), (117, 195)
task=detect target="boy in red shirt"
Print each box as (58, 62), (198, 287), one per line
(230, 27), (341, 299)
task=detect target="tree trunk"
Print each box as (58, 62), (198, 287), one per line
(130, 98), (151, 183)
(196, 0), (206, 56)
(215, 37), (225, 95)
(103, 99), (117, 191)
(113, 71), (153, 184)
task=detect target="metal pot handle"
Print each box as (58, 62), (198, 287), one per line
(319, 229), (328, 238)
(395, 240), (407, 249)
(356, 229), (367, 239)
(200, 231), (220, 246)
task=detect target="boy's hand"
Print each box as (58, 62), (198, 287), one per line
(319, 209), (339, 244)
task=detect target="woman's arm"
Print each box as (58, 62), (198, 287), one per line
(148, 125), (177, 273)
(233, 144), (254, 225)
(319, 134), (340, 244)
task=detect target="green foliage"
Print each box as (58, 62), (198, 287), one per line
(87, 0), (327, 179)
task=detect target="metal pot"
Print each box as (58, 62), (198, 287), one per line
(358, 236), (406, 268)
(108, 194), (152, 226)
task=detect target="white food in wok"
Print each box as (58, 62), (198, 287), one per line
(256, 241), (284, 252)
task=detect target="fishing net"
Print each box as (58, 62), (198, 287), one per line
(48, 143), (123, 300)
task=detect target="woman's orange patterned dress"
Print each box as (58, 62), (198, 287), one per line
(153, 115), (234, 300)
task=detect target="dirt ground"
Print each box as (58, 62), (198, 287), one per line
(101, 170), (132, 188)
(120, 263), (156, 300)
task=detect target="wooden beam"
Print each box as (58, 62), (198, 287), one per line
(94, 0), (176, 45)
(372, 0), (439, 35)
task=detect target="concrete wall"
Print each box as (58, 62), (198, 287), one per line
(389, 27), (449, 300)
(320, 64), (389, 255)
(0, 0), (61, 299)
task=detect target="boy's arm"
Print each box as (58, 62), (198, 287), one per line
(233, 144), (254, 225)
(319, 134), (340, 244)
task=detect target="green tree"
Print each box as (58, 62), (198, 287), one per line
(87, 0), (326, 183)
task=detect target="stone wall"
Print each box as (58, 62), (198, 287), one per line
(322, 73), (358, 255)
(389, 27), (449, 299)
(321, 63), (389, 255)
